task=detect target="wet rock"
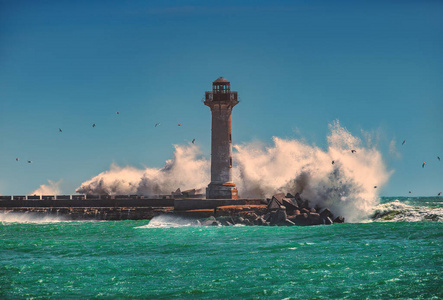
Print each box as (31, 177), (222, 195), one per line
(236, 216), (245, 224)
(270, 207), (287, 225)
(282, 198), (299, 212)
(272, 193), (286, 203)
(267, 196), (283, 210)
(280, 219), (296, 226)
(308, 212), (323, 225)
(255, 217), (265, 226)
(333, 216), (345, 223)
(266, 211), (276, 223)
(300, 208), (310, 214)
(292, 213), (309, 226)
(324, 217), (333, 225)
(320, 208), (333, 219)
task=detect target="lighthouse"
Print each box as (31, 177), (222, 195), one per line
(204, 77), (239, 199)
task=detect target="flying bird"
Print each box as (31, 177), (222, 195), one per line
(192, 139), (195, 144)
(155, 122), (161, 127)
(351, 150), (356, 153)
(402, 140), (406, 145)
(438, 192), (441, 196)
(332, 161), (335, 165)
(438, 156), (441, 161)
(16, 158), (19, 161)
(59, 128), (62, 132)
(374, 186), (377, 188)
(178, 123), (182, 126)
(27, 160), (32, 163)
(116, 111), (119, 115)
(422, 162), (426, 168)
(92, 124), (96, 128)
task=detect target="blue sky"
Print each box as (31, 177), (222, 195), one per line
(0, 0), (442, 196)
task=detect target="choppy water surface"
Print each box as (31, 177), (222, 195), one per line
(1, 198), (442, 299)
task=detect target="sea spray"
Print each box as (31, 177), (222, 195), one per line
(235, 121), (392, 222)
(30, 179), (63, 195)
(0, 211), (68, 224)
(75, 121), (392, 222)
(136, 215), (197, 228)
(76, 144), (210, 196)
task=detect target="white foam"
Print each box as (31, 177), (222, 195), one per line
(371, 200), (443, 222)
(135, 215), (197, 228)
(0, 211), (68, 224)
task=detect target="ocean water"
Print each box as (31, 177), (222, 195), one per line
(1, 197), (442, 299)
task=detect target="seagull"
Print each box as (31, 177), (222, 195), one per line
(59, 128), (62, 132)
(92, 124), (96, 128)
(351, 150), (356, 153)
(332, 160), (335, 165)
(422, 162), (426, 168)
(192, 139), (195, 144)
(16, 158), (19, 161)
(438, 156), (441, 161)
(402, 140), (406, 145)
(155, 122), (161, 127)
(27, 160), (32, 163)
(409, 191), (412, 194)
(438, 192), (442, 196)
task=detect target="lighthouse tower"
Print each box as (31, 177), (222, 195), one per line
(204, 77), (239, 199)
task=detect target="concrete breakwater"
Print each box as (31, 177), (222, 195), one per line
(0, 193), (344, 225)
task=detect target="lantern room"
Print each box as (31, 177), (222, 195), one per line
(212, 77), (231, 94)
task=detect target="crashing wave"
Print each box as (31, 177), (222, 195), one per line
(370, 200), (443, 222)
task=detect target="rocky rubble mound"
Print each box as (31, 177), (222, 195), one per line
(199, 193), (345, 226)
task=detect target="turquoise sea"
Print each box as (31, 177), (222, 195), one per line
(1, 197), (442, 299)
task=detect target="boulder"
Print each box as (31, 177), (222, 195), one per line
(267, 197), (283, 210)
(279, 219), (296, 226)
(272, 193), (286, 203)
(334, 216), (345, 223)
(294, 193), (304, 207)
(236, 216), (245, 224)
(300, 208), (310, 214)
(293, 213), (309, 226)
(270, 207), (287, 225)
(320, 208), (333, 219)
(255, 217), (265, 226)
(266, 212), (275, 223)
(324, 217), (333, 225)
(282, 198), (299, 212)
(243, 219), (253, 226)
(308, 212), (323, 225)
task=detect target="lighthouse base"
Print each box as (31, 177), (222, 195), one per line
(206, 183), (238, 200)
